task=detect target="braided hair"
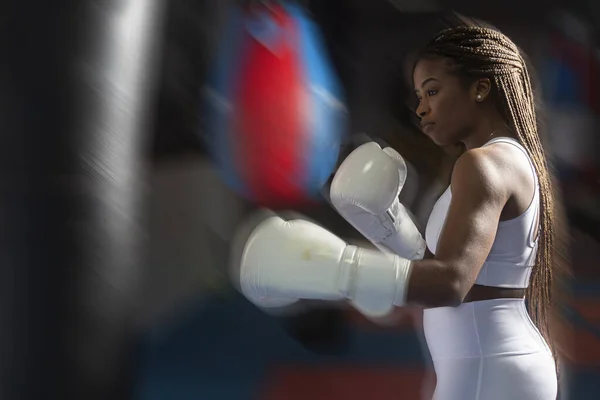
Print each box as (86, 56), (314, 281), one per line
(418, 23), (569, 368)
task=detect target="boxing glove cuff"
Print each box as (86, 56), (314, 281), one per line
(340, 246), (412, 317)
(377, 201), (427, 260)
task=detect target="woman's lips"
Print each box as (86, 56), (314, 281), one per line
(422, 123), (434, 134)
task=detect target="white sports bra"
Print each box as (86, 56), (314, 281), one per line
(425, 137), (540, 289)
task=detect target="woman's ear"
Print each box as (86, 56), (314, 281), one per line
(472, 78), (492, 102)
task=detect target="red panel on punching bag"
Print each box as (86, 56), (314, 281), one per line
(235, 7), (306, 206)
(203, 2), (347, 208)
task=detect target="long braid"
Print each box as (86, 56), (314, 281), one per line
(423, 25), (567, 369)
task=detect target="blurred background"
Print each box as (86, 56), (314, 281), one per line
(3, 0), (600, 399)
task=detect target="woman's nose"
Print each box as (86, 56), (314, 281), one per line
(415, 102), (428, 118)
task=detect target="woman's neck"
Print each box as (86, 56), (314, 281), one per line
(462, 115), (513, 150)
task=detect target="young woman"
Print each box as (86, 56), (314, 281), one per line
(406, 23), (563, 399)
(230, 20), (566, 400)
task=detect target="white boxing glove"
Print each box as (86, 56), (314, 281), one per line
(330, 142), (426, 260)
(229, 213), (412, 318)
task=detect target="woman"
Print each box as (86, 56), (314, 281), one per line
(230, 20), (566, 400)
(408, 23), (563, 399)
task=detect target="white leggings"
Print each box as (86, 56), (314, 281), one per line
(431, 352), (557, 400)
(423, 299), (558, 400)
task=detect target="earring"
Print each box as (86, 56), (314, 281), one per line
(476, 94), (482, 101)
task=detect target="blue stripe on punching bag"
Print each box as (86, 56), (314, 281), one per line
(286, 4), (347, 200)
(203, 6), (248, 196)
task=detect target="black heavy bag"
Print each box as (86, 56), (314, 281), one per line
(0, 1), (164, 399)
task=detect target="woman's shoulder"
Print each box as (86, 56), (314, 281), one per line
(458, 140), (524, 177)
(450, 146), (510, 202)
(454, 145), (503, 179)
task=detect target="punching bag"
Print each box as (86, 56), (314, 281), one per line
(0, 1), (164, 399)
(203, 1), (348, 208)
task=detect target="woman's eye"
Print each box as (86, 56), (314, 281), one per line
(427, 90), (438, 96)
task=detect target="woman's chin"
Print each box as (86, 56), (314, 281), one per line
(428, 134), (448, 147)
(429, 133), (460, 150)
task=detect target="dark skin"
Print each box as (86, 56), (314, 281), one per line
(401, 57), (538, 308)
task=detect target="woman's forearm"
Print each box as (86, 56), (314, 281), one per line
(405, 258), (464, 308)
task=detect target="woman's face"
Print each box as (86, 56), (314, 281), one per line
(413, 57), (479, 147)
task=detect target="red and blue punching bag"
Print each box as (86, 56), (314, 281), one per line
(203, 1), (348, 208)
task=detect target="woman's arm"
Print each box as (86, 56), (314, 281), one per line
(406, 149), (509, 308)
(231, 147), (511, 319)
